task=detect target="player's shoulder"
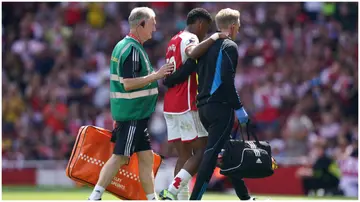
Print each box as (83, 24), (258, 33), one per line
(179, 31), (198, 39)
(179, 31), (199, 44)
(166, 31), (182, 47)
(169, 31), (182, 40)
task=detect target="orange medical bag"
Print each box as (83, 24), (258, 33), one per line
(66, 125), (162, 200)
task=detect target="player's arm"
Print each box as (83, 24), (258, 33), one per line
(163, 33), (228, 88)
(220, 44), (242, 110)
(163, 59), (197, 88)
(186, 32), (227, 60)
(122, 47), (173, 91)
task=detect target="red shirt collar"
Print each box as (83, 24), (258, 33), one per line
(128, 33), (142, 44)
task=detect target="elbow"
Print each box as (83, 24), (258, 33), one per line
(187, 51), (198, 60)
(123, 82), (132, 91)
(124, 86), (133, 91)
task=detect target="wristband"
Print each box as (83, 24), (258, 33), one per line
(210, 33), (219, 41)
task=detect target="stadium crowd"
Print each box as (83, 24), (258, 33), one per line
(2, 2), (358, 196)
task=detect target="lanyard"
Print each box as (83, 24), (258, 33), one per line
(128, 33), (142, 44)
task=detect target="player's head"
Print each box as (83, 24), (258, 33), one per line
(215, 8), (240, 41)
(186, 8), (212, 41)
(128, 7), (156, 43)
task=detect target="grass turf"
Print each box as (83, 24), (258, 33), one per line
(2, 186), (356, 200)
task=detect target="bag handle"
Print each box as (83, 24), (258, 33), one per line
(231, 120), (261, 146)
(231, 123), (242, 140)
(246, 120), (261, 145)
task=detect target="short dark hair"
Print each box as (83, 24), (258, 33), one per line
(186, 8), (212, 25)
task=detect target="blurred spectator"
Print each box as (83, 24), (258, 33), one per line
(338, 146), (358, 197)
(296, 140), (341, 196)
(1, 5), (357, 196)
(3, 83), (25, 133)
(283, 104), (314, 157)
(253, 75), (282, 135)
(95, 107), (113, 131)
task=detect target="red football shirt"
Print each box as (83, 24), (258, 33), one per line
(163, 31), (199, 114)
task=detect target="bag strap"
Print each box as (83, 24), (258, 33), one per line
(246, 120), (261, 145)
(231, 123), (241, 140)
(232, 120), (261, 146)
(231, 122), (246, 142)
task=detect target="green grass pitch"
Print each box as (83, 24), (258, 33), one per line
(2, 186), (357, 200)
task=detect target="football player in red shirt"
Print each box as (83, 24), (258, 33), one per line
(160, 8), (228, 200)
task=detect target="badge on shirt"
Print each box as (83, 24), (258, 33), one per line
(185, 38), (196, 46)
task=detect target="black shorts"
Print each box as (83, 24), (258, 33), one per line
(111, 118), (151, 157)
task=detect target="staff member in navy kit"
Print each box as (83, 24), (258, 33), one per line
(190, 8), (255, 201)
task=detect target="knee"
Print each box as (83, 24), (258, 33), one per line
(137, 151), (154, 169)
(109, 154), (128, 168)
(193, 146), (205, 157)
(189, 150), (202, 164)
(179, 150), (192, 162)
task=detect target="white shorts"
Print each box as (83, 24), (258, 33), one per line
(164, 111), (208, 142)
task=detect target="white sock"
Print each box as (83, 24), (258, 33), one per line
(168, 169), (192, 196)
(177, 181), (190, 200)
(146, 193), (157, 200)
(89, 185), (105, 200)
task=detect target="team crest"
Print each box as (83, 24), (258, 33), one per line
(185, 38), (195, 46)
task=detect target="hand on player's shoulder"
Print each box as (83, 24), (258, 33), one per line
(210, 32), (230, 41)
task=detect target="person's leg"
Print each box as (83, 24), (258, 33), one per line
(190, 104), (234, 200)
(173, 141), (193, 177)
(134, 118), (158, 200)
(168, 137), (207, 200)
(185, 138), (207, 174)
(89, 121), (134, 200)
(89, 155), (129, 200)
(164, 113), (189, 177)
(171, 141), (192, 200)
(162, 111), (208, 200)
(137, 150), (157, 200)
(163, 113), (192, 200)
(183, 110), (209, 175)
(228, 177), (251, 200)
(176, 111), (209, 200)
(302, 177), (319, 195)
(322, 176), (340, 195)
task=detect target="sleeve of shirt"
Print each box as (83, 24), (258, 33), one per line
(120, 47), (142, 78)
(180, 33), (199, 63)
(221, 44), (242, 110)
(163, 58), (197, 88)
